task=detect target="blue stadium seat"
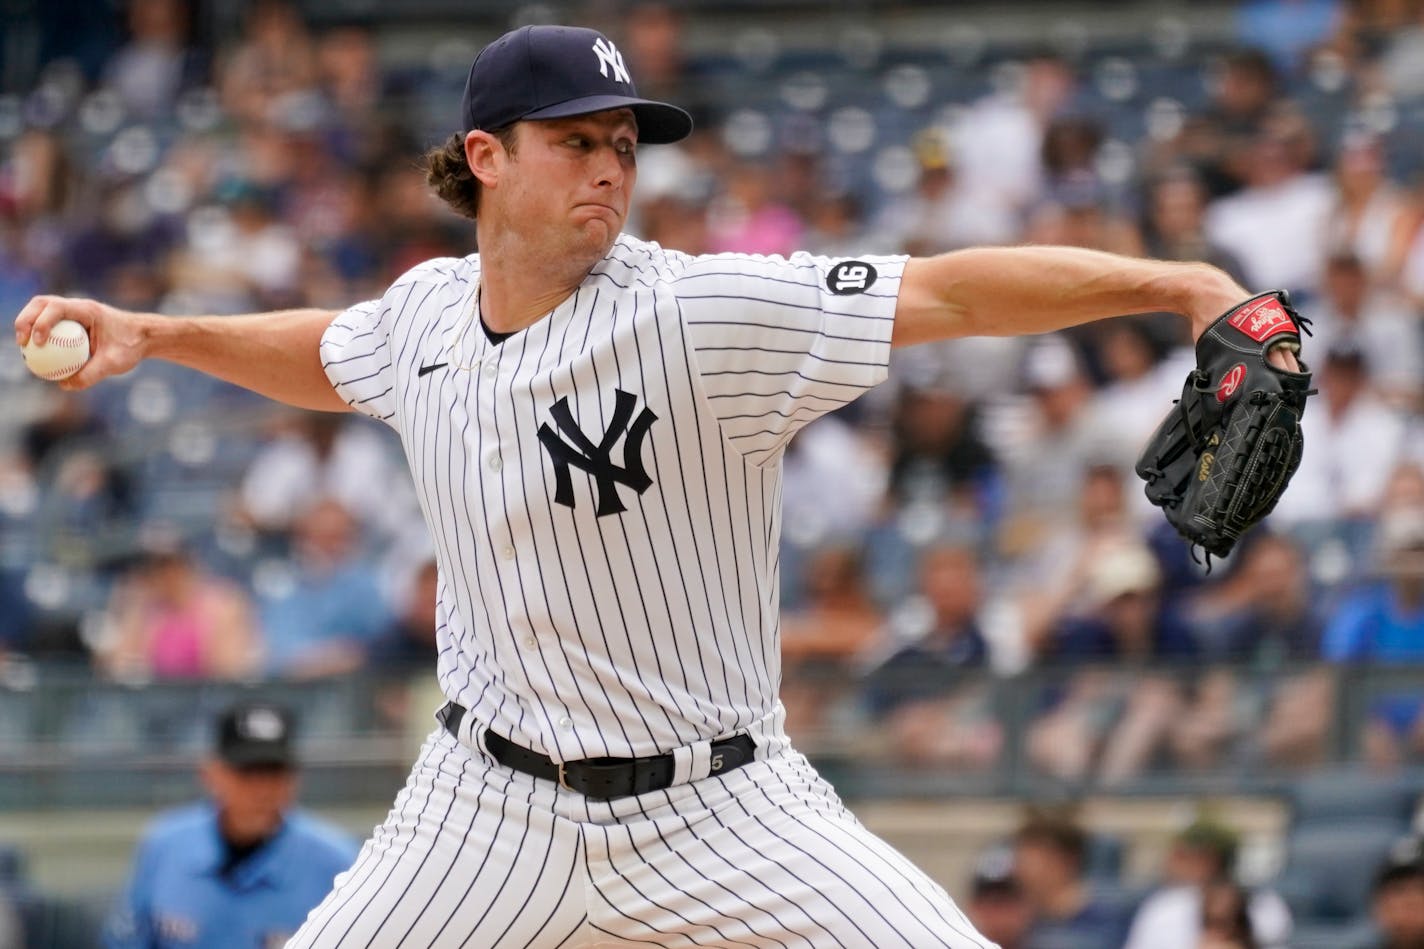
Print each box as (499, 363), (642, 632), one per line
(1290, 769), (1420, 828)
(1086, 832), (1125, 881)
(1279, 819), (1403, 922)
(1288, 918), (1380, 949)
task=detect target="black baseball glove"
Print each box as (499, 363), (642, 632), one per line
(1135, 290), (1314, 561)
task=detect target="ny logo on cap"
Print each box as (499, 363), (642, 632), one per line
(592, 37), (631, 84)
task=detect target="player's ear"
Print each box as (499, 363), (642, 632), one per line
(465, 129), (505, 189)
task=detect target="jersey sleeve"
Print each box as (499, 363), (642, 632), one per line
(320, 298), (397, 425)
(673, 252), (905, 463)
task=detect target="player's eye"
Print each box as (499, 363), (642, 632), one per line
(615, 140), (636, 157)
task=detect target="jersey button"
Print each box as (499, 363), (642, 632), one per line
(524, 636), (537, 649)
(558, 717), (573, 730)
(501, 546), (515, 560)
(488, 455), (502, 472)
(482, 363), (496, 376)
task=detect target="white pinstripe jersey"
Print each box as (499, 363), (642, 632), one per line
(321, 235), (905, 761)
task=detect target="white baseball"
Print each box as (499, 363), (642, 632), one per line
(22, 319), (90, 381)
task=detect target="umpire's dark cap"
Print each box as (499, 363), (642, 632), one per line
(461, 25), (693, 145)
(216, 701), (298, 769)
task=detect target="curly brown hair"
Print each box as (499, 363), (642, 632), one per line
(422, 126), (519, 220)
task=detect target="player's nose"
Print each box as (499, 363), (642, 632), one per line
(592, 146), (626, 190)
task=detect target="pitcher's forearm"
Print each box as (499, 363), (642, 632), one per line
(139, 309), (348, 412)
(892, 246), (1247, 347)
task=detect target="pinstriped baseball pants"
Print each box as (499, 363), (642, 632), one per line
(286, 722), (997, 948)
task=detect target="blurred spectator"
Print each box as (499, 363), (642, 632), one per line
(1183, 533), (1320, 663)
(780, 545), (881, 740)
(1204, 110), (1332, 295)
(886, 383), (996, 512)
(861, 545), (1001, 769)
(1323, 504), (1424, 767)
(1021, 173), (1145, 258)
(63, 180), (180, 308)
(369, 557), (439, 728)
(1084, 319), (1193, 470)
(780, 415), (887, 571)
(1197, 880), (1263, 949)
(1014, 814), (1132, 949)
(238, 411), (410, 543)
(949, 53), (1078, 223)
(1324, 133), (1416, 283)
(1141, 168), (1248, 283)
(803, 190), (873, 258)
(1273, 345), (1408, 526)
(104, 702), (356, 948)
(315, 26), (381, 133)
(966, 847), (1032, 949)
(369, 557), (438, 673)
(616, 1), (716, 123)
(1362, 837), (1424, 949)
(1306, 253), (1423, 406)
(1174, 534), (1331, 770)
(1237, 0), (1343, 73)
(1184, 49), (1280, 198)
(173, 179), (302, 311)
(1016, 464), (1144, 651)
(1124, 819), (1291, 949)
(258, 498), (389, 678)
(707, 162), (803, 256)
(997, 338), (1102, 555)
(97, 539), (261, 682)
(216, 0), (317, 127)
(102, 0), (205, 120)
(23, 392), (134, 529)
(878, 128), (1019, 254)
(1027, 539), (1198, 784)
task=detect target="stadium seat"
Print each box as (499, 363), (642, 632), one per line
(1279, 819), (1403, 922)
(1086, 832), (1125, 881)
(1288, 918), (1380, 949)
(1290, 769), (1420, 828)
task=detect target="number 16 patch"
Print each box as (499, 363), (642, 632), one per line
(827, 260), (878, 295)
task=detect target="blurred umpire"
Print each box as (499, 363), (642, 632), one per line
(105, 702), (357, 949)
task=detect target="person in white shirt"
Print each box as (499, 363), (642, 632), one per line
(1124, 820), (1291, 949)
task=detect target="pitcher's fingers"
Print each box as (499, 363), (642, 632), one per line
(14, 295), (55, 347)
(25, 296), (89, 349)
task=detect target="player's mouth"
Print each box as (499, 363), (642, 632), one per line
(575, 203), (623, 219)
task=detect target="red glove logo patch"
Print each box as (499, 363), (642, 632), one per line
(1217, 363), (1247, 402)
(1227, 297), (1295, 342)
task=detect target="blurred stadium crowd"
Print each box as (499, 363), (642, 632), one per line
(2, 0), (1424, 775)
(2, 0), (1424, 946)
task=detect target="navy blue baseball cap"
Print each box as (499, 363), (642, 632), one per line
(460, 25), (693, 145)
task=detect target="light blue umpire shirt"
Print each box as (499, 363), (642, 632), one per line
(105, 802), (358, 949)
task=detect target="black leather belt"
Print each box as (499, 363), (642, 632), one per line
(439, 702), (756, 800)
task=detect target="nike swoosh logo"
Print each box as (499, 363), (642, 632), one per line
(417, 362), (448, 378)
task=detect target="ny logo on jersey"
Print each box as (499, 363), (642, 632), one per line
(592, 38), (632, 84)
(538, 389), (656, 516)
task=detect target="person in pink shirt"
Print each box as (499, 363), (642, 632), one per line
(98, 541), (261, 680)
